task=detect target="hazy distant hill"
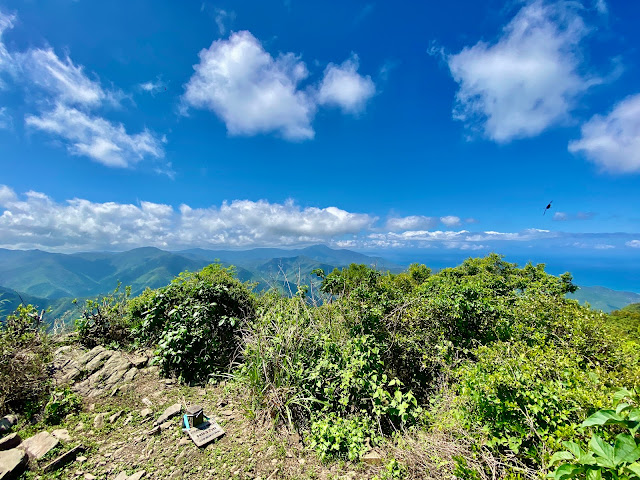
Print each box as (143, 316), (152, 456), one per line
(568, 286), (640, 313)
(0, 245), (403, 323)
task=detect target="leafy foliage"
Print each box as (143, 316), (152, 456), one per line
(550, 388), (640, 479)
(75, 283), (133, 348)
(130, 264), (255, 383)
(0, 304), (52, 415)
(43, 386), (82, 425)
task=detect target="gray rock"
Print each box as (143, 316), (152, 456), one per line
(131, 355), (148, 368)
(43, 444), (85, 473)
(0, 448), (27, 479)
(153, 403), (182, 426)
(114, 473), (128, 480)
(94, 413), (105, 429)
(140, 408), (152, 418)
(123, 367), (138, 382)
(18, 431), (59, 460)
(0, 415), (17, 434)
(0, 434), (20, 451)
(51, 429), (72, 442)
(76, 346), (105, 367)
(109, 411), (123, 424)
(128, 471), (146, 480)
(146, 426), (160, 436)
(84, 350), (112, 373)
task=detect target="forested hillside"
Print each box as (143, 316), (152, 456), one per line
(3, 254), (640, 479)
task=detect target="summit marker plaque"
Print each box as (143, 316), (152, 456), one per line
(187, 420), (225, 447)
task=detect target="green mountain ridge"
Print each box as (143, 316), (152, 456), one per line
(567, 285), (640, 313)
(0, 246), (638, 323)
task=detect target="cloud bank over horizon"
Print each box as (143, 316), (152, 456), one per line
(0, 184), (637, 254)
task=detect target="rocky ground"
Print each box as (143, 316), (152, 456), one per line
(0, 343), (386, 480)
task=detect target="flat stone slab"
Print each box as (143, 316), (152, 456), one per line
(153, 403), (181, 426)
(186, 420), (225, 448)
(43, 445), (85, 473)
(0, 448), (27, 479)
(0, 433), (20, 451)
(18, 431), (59, 460)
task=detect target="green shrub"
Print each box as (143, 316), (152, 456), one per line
(549, 388), (640, 479)
(455, 341), (608, 464)
(308, 412), (375, 461)
(43, 386), (82, 425)
(131, 264), (255, 383)
(0, 304), (52, 415)
(76, 283), (133, 348)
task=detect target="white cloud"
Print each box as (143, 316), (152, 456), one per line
(183, 31), (316, 140)
(0, 10), (16, 88)
(626, 240), (640, 248)
(25, 104), (164, 168)
(440, 215), (461, 227)
(214, 9), (235, 36)
(0, 186), (376, 251)
(386, 215), (463, 230)
(21, 48), (106, 106)
(569, 94), (640, 173)
(139, 78), (166, 95)
(386, 215), (439, 231)
(554, 212), (568, 221)
(594, 0), (608, 15)
(317, 54), (375, 114)
(447, 0), (592, 142)
(0, 107), (11, 129)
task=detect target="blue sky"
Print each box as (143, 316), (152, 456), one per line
(0, 0), (639, 285)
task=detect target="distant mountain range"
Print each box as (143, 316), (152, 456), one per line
(0, 245), (637, 325)
(0, 245), (402, 324)
(567, 286), (640, 313)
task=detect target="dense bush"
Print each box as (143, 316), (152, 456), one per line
(76, 283), (133, 348)
(0, 304), (52, 415)
(455, 341), (608, 463)
(241, 292), (422, 460)
(130, 264), (255, 383)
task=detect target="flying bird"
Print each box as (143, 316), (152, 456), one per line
(543, 200), (553, 215)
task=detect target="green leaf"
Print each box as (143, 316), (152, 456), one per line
(614, 388), (634, 405)
(549, 451), (575, 465)
(554, 464), (582, 480)
(563, 441), (582, 458)
(625, 462), (640, 478)
(589, 435), (615, 469)
(585, 468), (602, 480)
(582, 410), (625, 428)
(614, 434), (640, 465)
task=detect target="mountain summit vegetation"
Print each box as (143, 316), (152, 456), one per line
(2, 254), (640, 479)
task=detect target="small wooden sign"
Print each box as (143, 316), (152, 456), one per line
(187, 420), (225, 447)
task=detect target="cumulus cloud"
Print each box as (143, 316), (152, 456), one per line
(317, 54), (375, 114)
(26, 104), (164, 168)
(569, 94), (640, 173)
(447, 0), (593, 142)
(0, 186), (376, 251)
(183, 31), (316, 140)
(627, 240), (640, 248)
(182, 31), (376, 140)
